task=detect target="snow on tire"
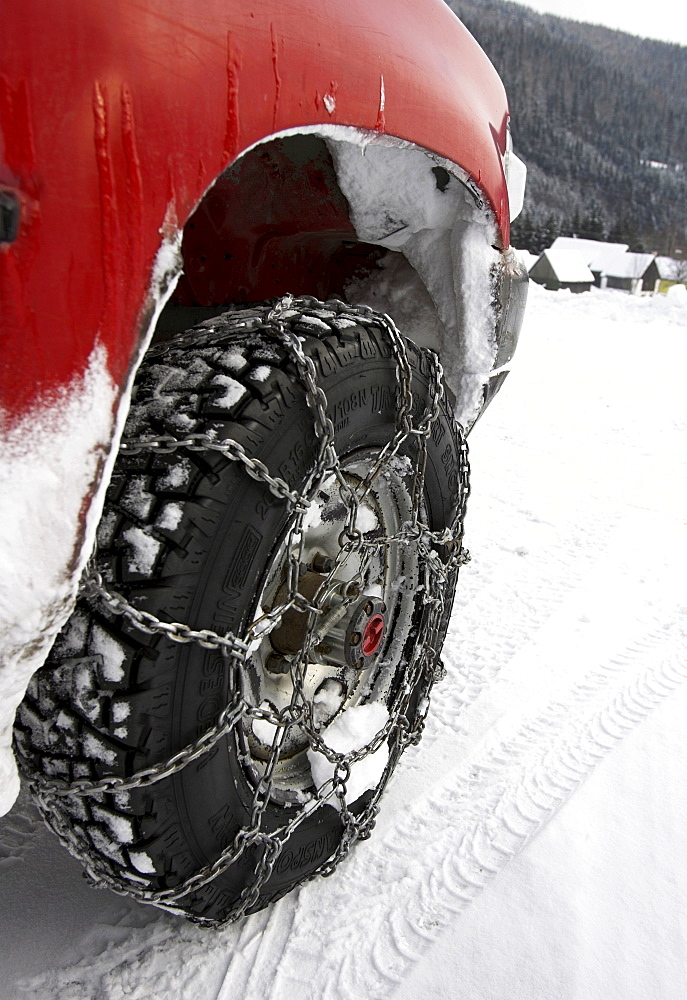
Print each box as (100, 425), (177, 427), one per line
(14, 298), (467, 924)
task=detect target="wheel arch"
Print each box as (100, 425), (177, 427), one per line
(159, 126), (506, 427)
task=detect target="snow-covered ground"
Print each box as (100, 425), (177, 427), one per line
(1, 282), (686, 999)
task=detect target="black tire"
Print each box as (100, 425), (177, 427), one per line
(14, 298), (467, 924)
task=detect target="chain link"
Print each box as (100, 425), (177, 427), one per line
(119, 433), (311, 513)
(21, 295), (470, 926)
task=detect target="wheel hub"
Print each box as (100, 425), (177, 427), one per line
(245, 459), (419, 795)
(321, 595), (388, 670)
(362, 613), (386, 657)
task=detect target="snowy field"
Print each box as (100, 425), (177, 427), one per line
(1, 281), (686, 999)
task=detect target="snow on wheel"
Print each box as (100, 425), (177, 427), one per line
(14, 297), (469, 924)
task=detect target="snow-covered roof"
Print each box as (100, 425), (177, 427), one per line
(551, 236), (628, 270)
(602, 251), (655, 279)
(588, 244), (634, 273)
(655, 255), (686, 280)
(532, 248), (594, 283)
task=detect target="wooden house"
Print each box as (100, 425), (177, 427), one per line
(529, 249), (594, 292)
(600, 251), (655, 294)
(550, 237), (629, 286)
(643, 256), (687, 293)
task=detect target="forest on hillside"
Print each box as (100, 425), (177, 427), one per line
(446, 0), (687, 254)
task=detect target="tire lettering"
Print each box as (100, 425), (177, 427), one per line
(214, 594), (241, 627)
(431, 419), (446, 446)
(274, 829), (338, 874)
(202, 656), (224, 678)
(332, 388), (368, 427)
(278, 438), (308, 484)
(209, 803), (236, 846)
(256, 496), (280, 521)
(371, 384), (396, 415)
(226, 525), (262, 589)
(200, 673), (223, 696)
(196, 695), (221, 724)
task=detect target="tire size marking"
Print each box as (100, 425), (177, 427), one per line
(332, 388), (369, 433)
(442, 443), (456, 483)
(276, 415), (317, 485)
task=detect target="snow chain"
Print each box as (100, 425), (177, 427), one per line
(22, 295), (471, 926)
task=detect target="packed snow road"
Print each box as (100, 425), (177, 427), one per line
(1, 282), (686, 999)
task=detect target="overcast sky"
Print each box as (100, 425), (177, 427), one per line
(520, 0), (687, 47)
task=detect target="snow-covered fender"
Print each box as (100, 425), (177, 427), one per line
(0, 0), (526, 812)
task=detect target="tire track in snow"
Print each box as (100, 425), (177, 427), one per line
(214, 896), (299, 1000)
(253, 616), (687, 1000)
(0, 785), (44, 869)
(427, 498), (623, 739)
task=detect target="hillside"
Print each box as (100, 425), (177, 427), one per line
(447, 0), (687, 254)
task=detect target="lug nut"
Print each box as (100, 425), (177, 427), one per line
(265, 653), (291, 675)
(312, 553), (335, 573)
(349, 631), (361, 645)
(364, 601), (374, 616)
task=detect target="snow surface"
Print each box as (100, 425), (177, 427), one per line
(156, 502), (183, 532)
(1, 284), (687, 998)
(123, 526), (161, 576)
(212, 372), (248, 408)
(326, 136), (502, 426)
(515, 248), (539, 272)
(218, 347), (246, 372)
(90, 625), (125, 682)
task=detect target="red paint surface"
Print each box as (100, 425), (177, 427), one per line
(0, 0), (510, 423)
(362, 614), (386, 657)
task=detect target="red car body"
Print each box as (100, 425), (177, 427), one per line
(0, 0), (526, 812)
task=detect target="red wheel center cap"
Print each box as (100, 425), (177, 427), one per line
(361, 614), (385, 657)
